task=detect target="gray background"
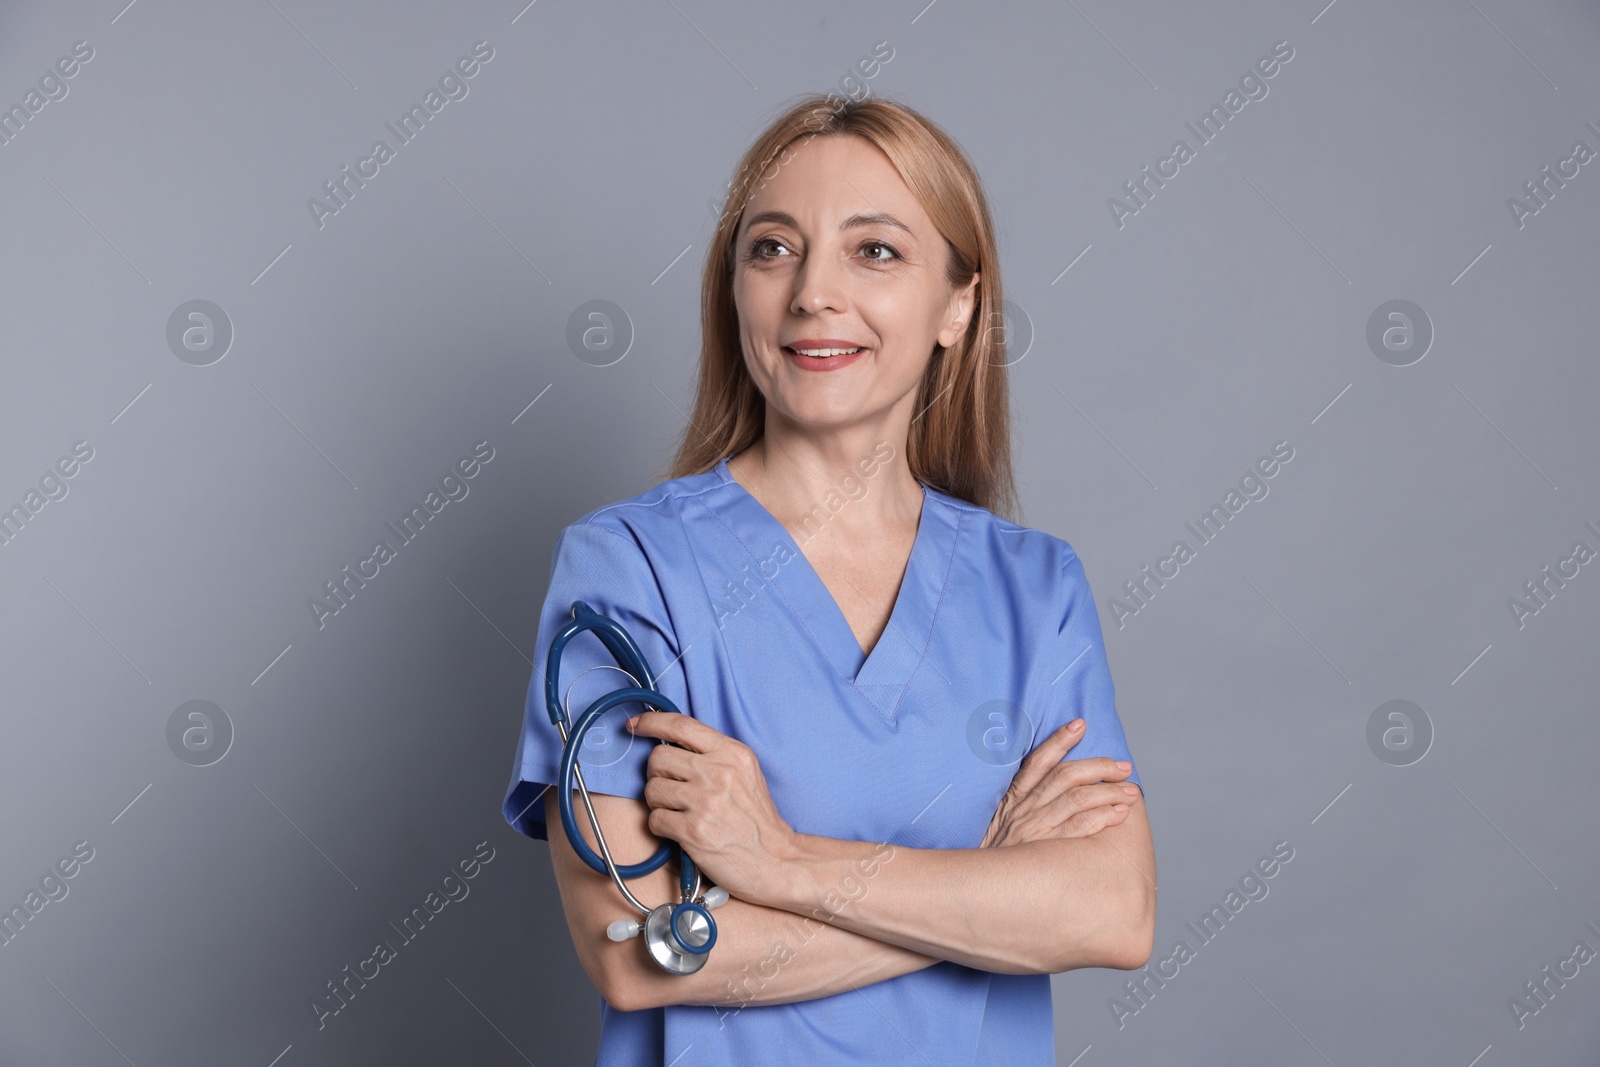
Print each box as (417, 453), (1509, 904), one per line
(2, 0), (1597, 1064)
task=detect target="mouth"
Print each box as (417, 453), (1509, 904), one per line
(781, 344), (866, 371)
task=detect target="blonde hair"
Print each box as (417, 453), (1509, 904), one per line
(664, 93), (1017, 520)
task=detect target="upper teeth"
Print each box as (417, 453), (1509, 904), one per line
(792, 347), (861, 357)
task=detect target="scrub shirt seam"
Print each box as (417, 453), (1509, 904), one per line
(538, 518), (691, 813)
(693, 494), (852, 687)
(1048, 545), (1144, 794)
(707, 453), (863, 681)
(577, 466), (729, 528)
(1016, 547), (1079, 753)
(571, 477), (729, 593)
(1029, 546), (1082, 678)
(556, 521), (688, 682)
(566, 473), (727, 668)
(967, 969), (996, 1067)
(881, 502), (965, 725)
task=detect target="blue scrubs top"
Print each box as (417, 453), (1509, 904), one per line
(503, 455), (1140, 1067)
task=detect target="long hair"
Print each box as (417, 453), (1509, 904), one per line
(664, 93), (1017, 521)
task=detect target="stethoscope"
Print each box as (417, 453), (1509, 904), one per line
(545, 600), (728, 975)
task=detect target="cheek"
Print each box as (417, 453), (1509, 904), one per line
(863, 304), (939, 384)
(887, 349), (935, 400)
(864, 288), (936, 347)
(735, 279), (784, 348)
(739, 316), (772, 366)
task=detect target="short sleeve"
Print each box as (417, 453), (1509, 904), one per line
(501, 520), (686, 840)
(1043, 549), (1142, 792)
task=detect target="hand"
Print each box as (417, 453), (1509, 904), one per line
(625, 711), (798, 905)
(979, 719), (1141, 849)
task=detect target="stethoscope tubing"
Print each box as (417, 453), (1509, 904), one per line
(557, 685), (679, 880)
(547, 601), (704, 920)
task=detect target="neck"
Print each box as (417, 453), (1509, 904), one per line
(728, 426), (922, 538)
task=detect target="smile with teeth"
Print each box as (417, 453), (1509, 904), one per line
(785, 346), (863, 358)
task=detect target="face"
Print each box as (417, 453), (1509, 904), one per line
(731, 133), (979, 437)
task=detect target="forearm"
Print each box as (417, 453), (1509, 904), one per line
(604, 712), (1154, 987)
(545, 791), (937, 1012)
(757, 832), (1149, 975)
(626, 888), (939, 1012)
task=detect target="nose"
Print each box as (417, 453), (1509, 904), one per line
(790, 247), (850, 316)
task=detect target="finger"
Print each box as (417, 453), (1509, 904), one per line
(625, 710), (723, 752)
(1060, 781), (1142, 814)
(1010, 719), (1085, 794)
(1057, 802), (1131, 838)
(643, 775), (692, 812)
(1052, 807), (1109, 839)
(1051, 788), (1134, 830)
(1036, 757), (1132, 806)
(646, 741), (695, 781)
(646, 805), (688, 844)
(1027, 759), (1117, 813)
(1026, 776), (1138, 835)
(998, 771), (1119, 833)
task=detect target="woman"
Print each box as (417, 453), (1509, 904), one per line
(503, 94), (1155, 1065)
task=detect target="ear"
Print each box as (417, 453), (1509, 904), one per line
(938, 272), (981, 349)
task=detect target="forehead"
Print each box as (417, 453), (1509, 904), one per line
(741, 133), (931, 236)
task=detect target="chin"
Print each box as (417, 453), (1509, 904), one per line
(772, 402), (861, 431)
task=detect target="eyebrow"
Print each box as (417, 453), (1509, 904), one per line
(740, 209), (913, 237)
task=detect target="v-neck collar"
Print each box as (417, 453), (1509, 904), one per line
(707, 455), (960, 712)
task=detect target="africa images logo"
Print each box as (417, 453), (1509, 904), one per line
(307, 41), (495, 231)
(309, 841), (496, 1029)
(308, 441), (495, 630)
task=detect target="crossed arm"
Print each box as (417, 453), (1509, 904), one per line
(543, 717), (1156, 1014)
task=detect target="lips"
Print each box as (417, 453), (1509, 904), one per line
(781, 344), (866, 371)
(783, 345), (863, 357)
(786, 339), (862, 349)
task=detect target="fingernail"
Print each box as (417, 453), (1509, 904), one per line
(626, 715), (639, 731)
(1122, 785), (1140, 795)
(1117, 761), (1131, 770)
(1070, 719), (1085, 730)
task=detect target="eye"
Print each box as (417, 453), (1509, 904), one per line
(861, 240), (901, 262)
(748, 236), (792, 260)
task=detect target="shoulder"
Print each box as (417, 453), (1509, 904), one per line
(924, 485), (1084, 583)
(559, 465), (727, 549)
(543, 468), (727, 605)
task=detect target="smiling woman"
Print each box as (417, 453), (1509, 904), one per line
(502, 94), (1155, 1067)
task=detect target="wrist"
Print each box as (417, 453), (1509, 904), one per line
(752, 829), (821, 912)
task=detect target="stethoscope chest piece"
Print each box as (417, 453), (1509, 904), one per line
(643, 901), (717, 975)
